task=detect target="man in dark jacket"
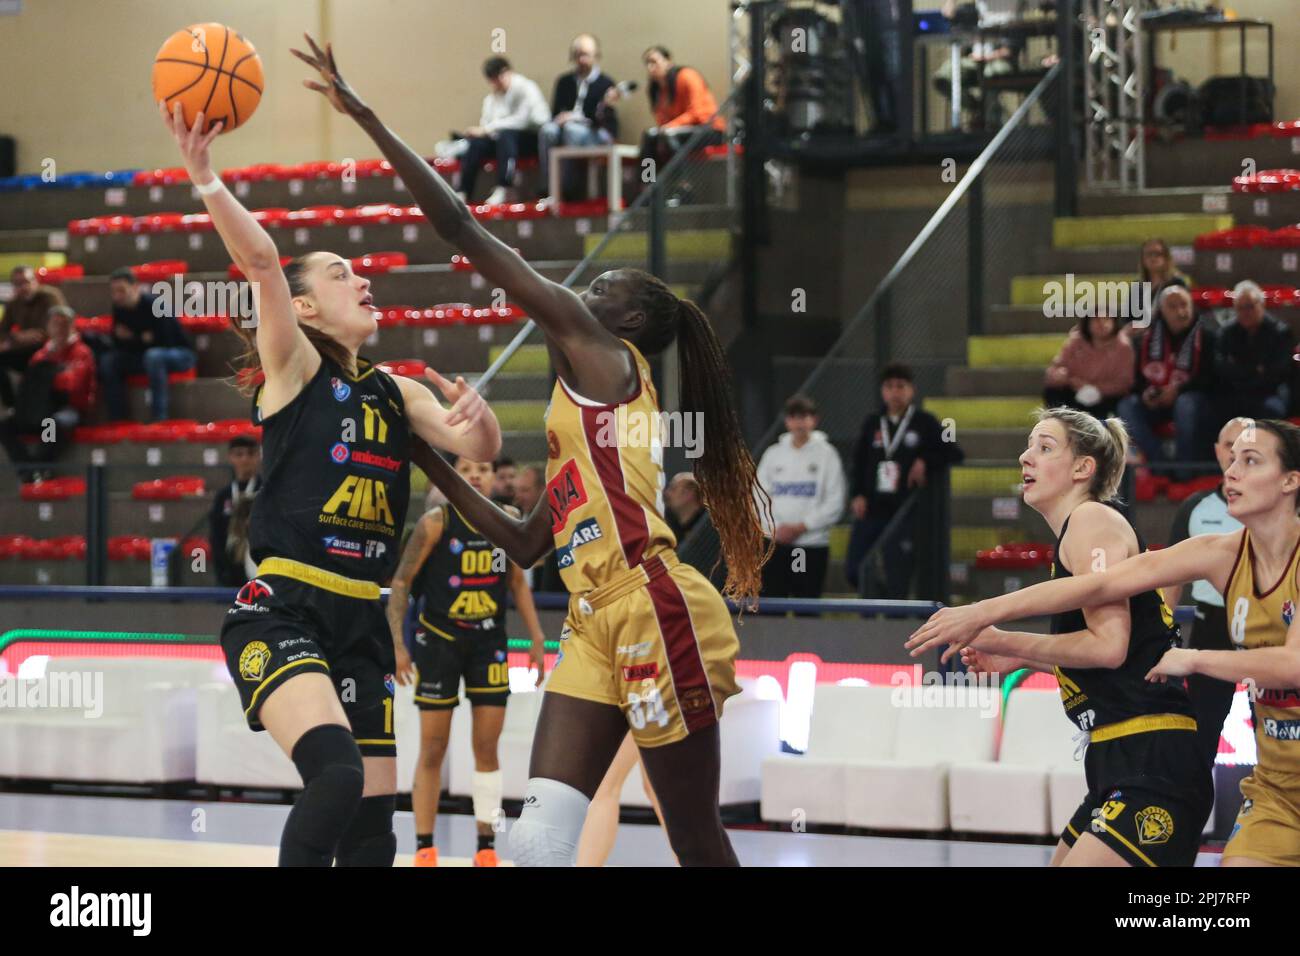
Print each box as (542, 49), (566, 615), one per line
(1118, 284), (1217, 479)
(209, 435), (262, 588)
(846, 363), (964, 596)
(0, 265), (66, 410)
(1215, 280), (1292, 421)
(100, 267), (196, 421)
(538, 33), (619, 201)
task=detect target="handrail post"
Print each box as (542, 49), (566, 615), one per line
(86, 461), (106, 587)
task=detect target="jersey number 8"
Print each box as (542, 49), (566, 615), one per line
(1230, 596), (1249, 647)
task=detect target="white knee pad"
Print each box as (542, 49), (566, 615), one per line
(472, 770), (502, 828)
(507, 777), (591, 867)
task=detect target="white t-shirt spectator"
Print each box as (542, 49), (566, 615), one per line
(757, 429), (846, 548)
(480, 73), (551, 134)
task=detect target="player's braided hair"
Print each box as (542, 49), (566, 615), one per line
(228, 252), (356, 395)
(624, 270), (773, 608)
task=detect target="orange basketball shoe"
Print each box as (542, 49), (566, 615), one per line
(414, 846), (439, 867)
(473, 848), (499, 867)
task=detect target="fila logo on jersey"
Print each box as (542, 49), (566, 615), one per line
(448, 590), (499, 619)
(331, 377), (351, 401)
(330, 442), (350, 464)
(322, 476), (394, 526)
(555, 517), (603, 569)
(547, 459), (588, 533)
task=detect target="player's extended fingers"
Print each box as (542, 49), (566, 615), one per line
(200, 120), (224, 149)
(304, 33), (330, 68)
(903, 619), (937, 650)
(325, 41), (340, 77)
(423, 367), (457, 399)
(158, 99), (175, 133)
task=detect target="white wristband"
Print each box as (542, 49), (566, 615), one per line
(194, 176), (224, 196)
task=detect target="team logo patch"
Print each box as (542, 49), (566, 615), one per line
(494, 649), (506, 662)
(1284, 600), (1295, 626)
(238, 641), (271, 682)
(547, 429), (561, 459)
(384, 674), (395, 695)
(235, 578), (273, 607)
(448, 537), (464, 555)
(679, 686), (711, 715)
(559, 624), (573, 642)
(449, 575), (462, 588)
(546, 459), (589, 533)
(330, 377), (351, 401)
(555, 517), (603, 569)
(623, 663), (658, 681)
(330, 442), (350, 464)
(1135, 805), (1174, 846)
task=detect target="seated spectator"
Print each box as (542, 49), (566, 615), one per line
(1215, 280), (1293, 421)
(1043, 309), (1134, 419)
(492, 455), (517, 505)
(209, 435), (263, 588)
(611, 46), (724, 185)
(538, 33), (619, 201)
(0, 265), (66, 410)
(100, 267), (196, 421)
(1139, 237), (1189, 302)
(757, 394), (846, 600)
(0, 306), (96, 477)
(513, 463), (562, 591)
(933, 1), (1024, 129)
(1118, 284), (1217, 479)
(666, 471), (726, 589)
(457, 57), (551, 206)
(846, 363), (964, 597)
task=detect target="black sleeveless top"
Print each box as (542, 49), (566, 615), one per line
(1050, 505), (1194, 731)
(249, 358), (411, 583)
(416, 505), (509, 635)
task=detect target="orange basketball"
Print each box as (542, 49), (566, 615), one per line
(152, 23), (264, 134)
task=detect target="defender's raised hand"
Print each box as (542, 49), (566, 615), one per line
(291, 33), (370, 118)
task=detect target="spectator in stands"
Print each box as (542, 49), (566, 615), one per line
(458, 57), (551, 206)
(513, 463), (562, 591)
(1139, 238), (1189, 301)
(609, 46), (724, 186)
(0, 306), (96, 477)
(846, 363), (964, 597)
(1118, 284), (1217, 480)
(1215, 280), (1293, 422)
(1162, 416), (1246, 769)
(100, 267), (196, 421)
(538, 34), (619, 201)
(757, 394), (846, 599)
(492, 455), (517, 504)
(667, 471), (726, 589)
(0, 265), (66, 410)
(933, 1), (1025, 129)
(209, 434), (262, 588)
(1043, 308), (1135, 419)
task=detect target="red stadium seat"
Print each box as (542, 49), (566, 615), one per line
(1193, 225), (1272, 250)
(1192, 286), (1230, 309)
(286, 205), (346, 226)
(187, 419), (262, 443)
(179, 212), (215, 232)
(73, 422), (132, 444)
(377, 305), (416, 326)
(339, 204), (395, 225)
(130, 260), (188, 282)
(35, 265), (84, 284)
(387, 204), (426, 223)
(181, 536), (211, 559)
(127, 419), (200, 443)
(554, 198), (610, 217)
(1231, 169), (1300, 193)
(352, 251), (408, 274)
(132, 213), (185, 234)
(353, 158), (396, 178)
(250, 207), (291, 227)
(132, 167), (189, 187)
(179, 314), (231, 334)
(376, 359), (428, 378)
(0, 535), (36, 559)
(132, 476), (206, 500)
(125, 366), (197, 388)
(974, 542), (1055, 570)
(20, 477), (86, 501)
(1260, 226), (1300, 249)
(75, 315), (113, 335)
(107, 536), (153, 561)
(419, 304), (473, 325)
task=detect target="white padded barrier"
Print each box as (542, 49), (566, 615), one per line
(196, 679), (301, 790)
(948, 689), (1081, 835)
(446, 688), (544, 801)
(0, 656), (220, 783)
(843, 688), (1000, 831)
(761, 684), (899, 826)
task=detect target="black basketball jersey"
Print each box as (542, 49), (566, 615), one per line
(248, 358), (411, 583)
(1050, 505), (1194, 732)
(416, 505), (508, 636)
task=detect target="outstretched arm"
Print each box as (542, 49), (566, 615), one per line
(386, 510), (442, 685)
(395, 368), (501, 463)
(408, 439), (553, 568)
(292, 36), (632, 399)
(159, 102), (313, 388)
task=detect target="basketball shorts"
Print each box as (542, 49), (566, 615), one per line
(545, 550), (740, 748)
(1061, 717), (1213, 867)
(219, 557), (396, 756)
(1223, 767), (1300, 866)
(410, 614), (511, 710)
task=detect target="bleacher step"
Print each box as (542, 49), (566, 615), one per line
(945, 365), (1045, 397)
(1052, 213), (1231, 249)
(967, 334), (1061, 369)
(924, 395), (1040, 429)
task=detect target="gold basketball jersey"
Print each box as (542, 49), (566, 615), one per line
(543, 340), (677, 594)
(1223, 529), (1300, 774)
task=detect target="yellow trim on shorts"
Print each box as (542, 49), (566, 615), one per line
(1065, 822), (1081, 840)
(256, 557), (381, 600)
(1093, 820), (1157, 867)
(244, 657), (331, 717)
(1090, 713), (1196, 743)
(466, 685), (509, 693)
(414, 693), (460, 704)
(353, 738), (395, 747)
(417, 616), (458, 641)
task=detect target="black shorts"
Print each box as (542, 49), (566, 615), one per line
(219, 571), (396, 756)
(1062, 724), (1214, 866)
(411, 615), (510, 710)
